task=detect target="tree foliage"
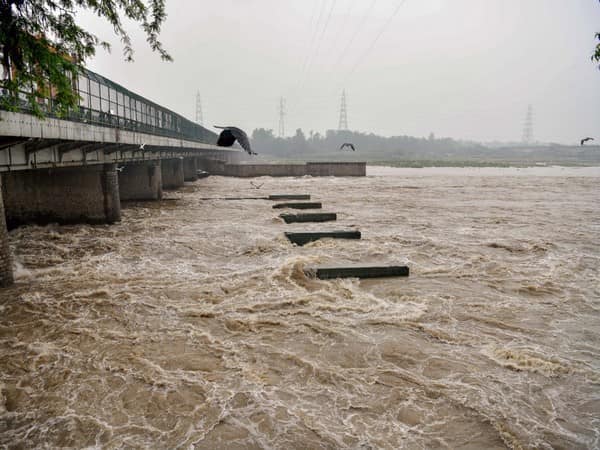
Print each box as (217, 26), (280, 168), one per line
(251, 128), (487, 161)
(0, 0), (171, 117)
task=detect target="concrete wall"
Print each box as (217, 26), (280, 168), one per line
(183, 157), (198, 181)
(0, 177), (13, 286)
(306, 162), (366, 176)
(2, 163), (121, 229)
(161, 158), (185, 189)
(219, 162), (366, 177)
(118, 160), (162, 201)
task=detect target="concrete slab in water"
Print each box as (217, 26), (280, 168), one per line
(306, 264), (409, 279)
(280, 213), (337, 223)
(269, 194), (311, 200)
(285, 230), (360, 245)
(273, 202), (322, 210)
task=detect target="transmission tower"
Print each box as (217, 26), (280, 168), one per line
(338, 89), (348, 130)
(195, 91), (203, 125)
(278, 97), (286, 137)
(522, 104), (533, 144)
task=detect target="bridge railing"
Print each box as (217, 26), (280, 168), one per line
(1, 68), (217, 144)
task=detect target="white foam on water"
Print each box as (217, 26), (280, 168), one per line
(1, 171), (599, 448)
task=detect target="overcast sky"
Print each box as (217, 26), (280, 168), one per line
(78, 0), (600, 144)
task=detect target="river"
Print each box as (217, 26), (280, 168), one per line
(1, 166), (599, 449)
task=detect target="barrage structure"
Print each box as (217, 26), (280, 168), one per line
(0, 68), (245, 286)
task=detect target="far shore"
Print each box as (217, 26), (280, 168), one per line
(256, 157), (600, 168)
(366, 165), (600, 177)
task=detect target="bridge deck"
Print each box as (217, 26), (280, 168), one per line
(0, 111), (241, 171)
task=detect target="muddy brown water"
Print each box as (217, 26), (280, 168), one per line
(1, 166), (599, 449)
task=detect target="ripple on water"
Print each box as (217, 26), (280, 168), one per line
(1, 170), (599, 448)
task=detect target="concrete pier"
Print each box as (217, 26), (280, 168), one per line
(280, 213), (337, 223)
(2, 163), (121, 228)
(306, 265), (409, 279)
(183, 157), (198, 181)
(161, 158), (185, 190)
(118, 160), (162, 201)
(269, 194), (311, 200)
(285, 230), (361, 246)
(273, 202), (322, 210)
(197, 158), (226, 175)
(0, 177), (13, 286)
(220, 162), (366, 177)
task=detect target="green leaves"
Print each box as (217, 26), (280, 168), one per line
(0, 0), (172, 117)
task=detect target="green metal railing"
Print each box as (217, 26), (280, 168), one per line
(1, 68), (217, 144)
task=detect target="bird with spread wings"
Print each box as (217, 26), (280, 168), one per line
(215, 126), (257, 155)
(339, 142), (356, 151)
(580, 137), (595, 146)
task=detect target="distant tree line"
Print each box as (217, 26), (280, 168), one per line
(251, 128), (486, 160)
(249, 128), (600, 165)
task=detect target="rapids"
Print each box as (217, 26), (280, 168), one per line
(0, 166), (599, 449)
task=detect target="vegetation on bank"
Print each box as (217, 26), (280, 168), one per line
(368, 160), (600, 168)
(251, 128), (600, 167)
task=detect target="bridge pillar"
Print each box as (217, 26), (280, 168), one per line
(0, 177), (13, 286)
(118, 160), (162, 201)
(161, 158), (185, 190)
(197, 158), (226, 175)
(1, 164), (121, 229)
(183, 157), (198, 182)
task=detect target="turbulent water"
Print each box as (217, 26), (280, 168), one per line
(1, 166), (599, 449)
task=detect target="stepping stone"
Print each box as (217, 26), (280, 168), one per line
(269, 194), (311, 200)
(305, 264), (409, 279)
(285, 230), (360, 246)
(280, 213), (337, 223)
(273, 202), (322, 210)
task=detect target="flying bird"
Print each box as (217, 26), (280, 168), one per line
(139, 143), (146, 150)
(215, 126), (257, 155)
(339, 142), (356, 151)
(580, 137), (594, 146)
(250, 181), (264, 190)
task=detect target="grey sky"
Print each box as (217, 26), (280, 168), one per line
(79, 0), (600, 144)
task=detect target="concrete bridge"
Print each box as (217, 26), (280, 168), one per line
(0, 68), (244, 286)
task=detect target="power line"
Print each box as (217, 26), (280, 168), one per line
(329, 0), (378, 75)
(301, 0), (338, 88)
(326, 0), (359, 56)
(299, 0), (329, 80)
(345, 0), (408, 79)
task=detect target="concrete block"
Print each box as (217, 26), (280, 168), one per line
(119, 160), (162, 201)
(280, 213), (337, 223)
(0, 177), (13, 286)
(268, 194), (311, 200)
(285, 230), (361, 246)
(306, 162), (366, 176)
(273, 202), (322, 210)
(183, 157), (198, 181)
(2, 163), (121, 228)
(305, 264), (409, 279)
(161, 158), (185, 189)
